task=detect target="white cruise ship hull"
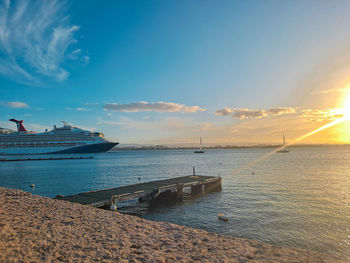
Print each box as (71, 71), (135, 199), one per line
(0, 142), (118, 155)
(0, 119), (118, 155)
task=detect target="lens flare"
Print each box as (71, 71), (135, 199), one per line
(232, 87), (350, 175)
(232, 116), (347, 175)
(341, 92), (350, 119)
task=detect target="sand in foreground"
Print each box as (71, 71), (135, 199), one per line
(0, 188), (347, 262)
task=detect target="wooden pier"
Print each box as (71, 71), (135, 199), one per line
(55, 175), (222, 208)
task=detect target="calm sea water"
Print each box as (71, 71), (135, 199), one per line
(1, 146), (350, 259)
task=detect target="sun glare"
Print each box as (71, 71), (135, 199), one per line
(334, 90), (350, 143)
(342, 91), (350, 120)
(233, 89), (350, 174)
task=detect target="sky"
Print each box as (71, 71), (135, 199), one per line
(1, 0), (350, 146)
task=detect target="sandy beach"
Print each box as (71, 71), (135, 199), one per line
(0, 187), (347, 262)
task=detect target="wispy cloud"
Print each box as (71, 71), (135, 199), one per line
(1, 101), (29, 108)
(98, 118), (125, 126)
(104, 101), (206, 113)
(312, 88), (350, 94)
(215, 107), (295, 119)
(232, 108), (267, 119)
(84, 102), (99, 106)
(76, 107), (90, 112)
(215, 105), (347, 124)
(99, 106), (347, 145)
(0, 0), (88, 84)
(302, 108), (344, 122)
(98, 116), (223, 134)
(214, 107), (234, 116)
(267, 107), (295, 115)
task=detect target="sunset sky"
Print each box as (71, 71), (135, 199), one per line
(1, 0), (350, 145)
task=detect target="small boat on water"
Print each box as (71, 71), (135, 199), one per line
(277, 132), (289, 153)
(194, 137), (205, 154)
(218, 213), (228, 222)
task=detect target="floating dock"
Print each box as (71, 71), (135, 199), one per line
(55, 175), (222, 208)
(0, 156), (93, 162)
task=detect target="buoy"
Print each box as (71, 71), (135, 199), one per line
(110, 203), (117, 211)
(30, 184), (35, 188)
(218, 213), (228, 222)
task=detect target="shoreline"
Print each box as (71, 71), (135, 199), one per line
(113, 144), (350, 151)
(0, 187), (347, 262)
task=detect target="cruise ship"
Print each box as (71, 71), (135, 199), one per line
(0, 119), (118, 155)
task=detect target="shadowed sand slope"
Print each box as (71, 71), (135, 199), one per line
(0, 188), (347, 262)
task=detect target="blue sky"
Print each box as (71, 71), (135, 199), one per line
(1, 0), (350, 145)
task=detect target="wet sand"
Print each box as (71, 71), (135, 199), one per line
(0, 187), (347, 262)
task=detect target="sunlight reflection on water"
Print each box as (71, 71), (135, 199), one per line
(0, 146), (349, 258)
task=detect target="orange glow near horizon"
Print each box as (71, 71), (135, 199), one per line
(233, 115), (348, 175)
(233, 88), (350, 174)
(340, 88), (350, 115)
(335, 90), (350, 143)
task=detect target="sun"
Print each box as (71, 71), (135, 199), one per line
(332, 89), (350, 143)
(340, 91), (350, 120)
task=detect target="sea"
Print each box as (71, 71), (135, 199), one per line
(0, 146), (349, 259)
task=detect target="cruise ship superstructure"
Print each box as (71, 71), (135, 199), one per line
(0, 119), (118, 155)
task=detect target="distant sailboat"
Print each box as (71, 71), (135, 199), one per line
(277, 133), (289, 153)
(194, 137), (205, 154)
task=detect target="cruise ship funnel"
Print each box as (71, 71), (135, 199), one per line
(9, 119), (27, 132)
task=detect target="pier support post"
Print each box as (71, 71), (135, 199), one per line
(176, 187), (183, 200)
(191, 184), (203, 195)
